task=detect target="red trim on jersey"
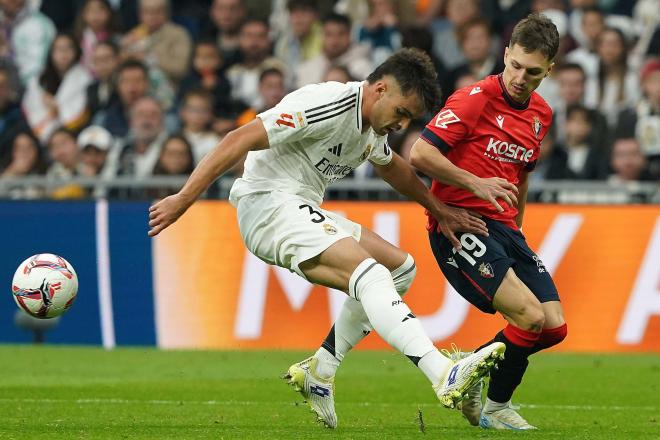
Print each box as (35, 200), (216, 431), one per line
(460, 269), (492, 301)
(503, 324), (541, 348)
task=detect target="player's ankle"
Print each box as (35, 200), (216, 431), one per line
(483, 397), (510, 412)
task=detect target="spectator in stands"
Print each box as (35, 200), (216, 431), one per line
(94, 59), (149, 138)
(608, 137), (653, 184)
(553, 62), (608, 147)
(225, 18), (287, 110)
(295, 13), (372, 87)
(531, 125), (572, 182)
(86, 41), (120, 118)
(108, 96), (168, 179)
(177, 40), (233, 118)
(274, 0), (323, 69)
(45, 128), (86, 199)
(356, 0), (401, 65)
(121, 0), (192, 88)
(148, 134), (196, 198)
(0, 63), (28, 169)
(22, 33), (93, 143)
(565, 6), (604, 78)
(74, 0), (121, 71)
(430, 0), (479, 70)
(235, 67), (286, 127)
(446, 17), (503, 96)
(564, 104), (609, 180)
(0, 0), (56, 85)
(399, 25), (448, 97)
(0, 130), (47, 198)
(179, 88), (220, 164)
(203, 0), (247, 69)
(616, 58), (660, 179)
(322, 65), (354, 83)
(589, 27), (639, 127)
(77, 124), (113, 177)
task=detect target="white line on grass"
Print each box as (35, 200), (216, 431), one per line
(0, 398), (656, 412)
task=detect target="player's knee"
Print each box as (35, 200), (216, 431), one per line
(348, 258), (394, 301)
(391, 254), (416, 296)
(517, 301), (545, 331)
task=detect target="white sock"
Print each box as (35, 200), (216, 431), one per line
(315, 255), (419, 378)
(484, 397), (510, 412)
(348, 258), (450, 384)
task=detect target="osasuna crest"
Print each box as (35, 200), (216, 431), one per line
(532, 116), (542, 139)
(478, 262), (494, 278)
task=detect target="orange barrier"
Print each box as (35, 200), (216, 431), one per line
(153, 202), (660, 352)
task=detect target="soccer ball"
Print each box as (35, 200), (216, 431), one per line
(12, 254), (78, 319)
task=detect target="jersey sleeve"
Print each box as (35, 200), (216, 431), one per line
(421, 87), (485, 152)
(257, 89), (334, 148)
(368, 137), (393, 165)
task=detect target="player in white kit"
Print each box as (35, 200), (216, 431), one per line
(148, 49), (517, 428)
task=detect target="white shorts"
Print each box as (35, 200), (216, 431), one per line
(235, 191), (361, 278)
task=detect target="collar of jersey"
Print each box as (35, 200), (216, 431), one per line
(497, 74), (530, 111)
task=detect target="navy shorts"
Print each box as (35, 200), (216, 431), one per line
(428, 218), (560, 314)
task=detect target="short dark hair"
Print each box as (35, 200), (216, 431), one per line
(117, 59), (149, 78)
(366, 48), (441, 113)
(456, 17), (491, 44)
(509, 14), (559, 61)
(556, 62), (585, 78)
(287, 0), (317, 12)
(259, 67), (284, 83)
(322, 13), (351, 29)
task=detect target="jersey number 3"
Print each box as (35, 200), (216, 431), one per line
(299, 204), (326, 223)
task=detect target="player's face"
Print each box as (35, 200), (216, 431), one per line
(503, 44), (553, 102)
(370, 79), (424, 136)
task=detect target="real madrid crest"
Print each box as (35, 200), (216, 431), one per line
(532, 116), (542, 139)
(360, 144), (373, 161)
(323, 223), (338, 235)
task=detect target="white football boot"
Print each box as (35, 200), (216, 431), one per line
(283, 356), (337, 428)
(480, 400), (537, 430)
(440, 345), (484, 426)
(434, 342), (505, 409)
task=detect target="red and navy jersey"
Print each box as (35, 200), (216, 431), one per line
(422, 74), (552, 230)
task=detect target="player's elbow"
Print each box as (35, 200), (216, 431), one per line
(408, 142), (426, 171)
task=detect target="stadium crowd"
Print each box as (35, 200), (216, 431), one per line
(0, 0), (657, 199)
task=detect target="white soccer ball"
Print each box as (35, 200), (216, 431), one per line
(12, 254), (78, 319)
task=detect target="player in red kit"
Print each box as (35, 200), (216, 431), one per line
(409, 14), (566, 430)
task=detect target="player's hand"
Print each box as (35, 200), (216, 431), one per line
(470, 177), (518, 212)
(433, 205), (488, 250)
(148, 193), (192, 237)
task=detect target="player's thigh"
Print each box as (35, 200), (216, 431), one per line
(299, 236), (372, 292)
(358, 226), (408, 271)
(541, 301), (565, 328)
(428, 228), (513, 314)
(236, 192), (358, 280)
(493, 268), (545, 331)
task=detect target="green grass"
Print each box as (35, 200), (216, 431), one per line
(0, 346), (658, 439)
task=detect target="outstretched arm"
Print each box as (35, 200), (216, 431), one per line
(409, 138), (519, 211)
(148, 119), (269, 237)
(373, 153), (488, 249)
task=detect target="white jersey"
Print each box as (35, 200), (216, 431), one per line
(229, 81), (392, 206)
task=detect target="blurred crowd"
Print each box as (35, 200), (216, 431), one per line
(0, 0), (657, 200)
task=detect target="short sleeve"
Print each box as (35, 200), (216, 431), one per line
(368, 138), (393, 166)
(257, 90), (333, 147)
(421, 86), (485, 151)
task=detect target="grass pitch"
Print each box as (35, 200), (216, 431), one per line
(0, 346), (657, 439)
